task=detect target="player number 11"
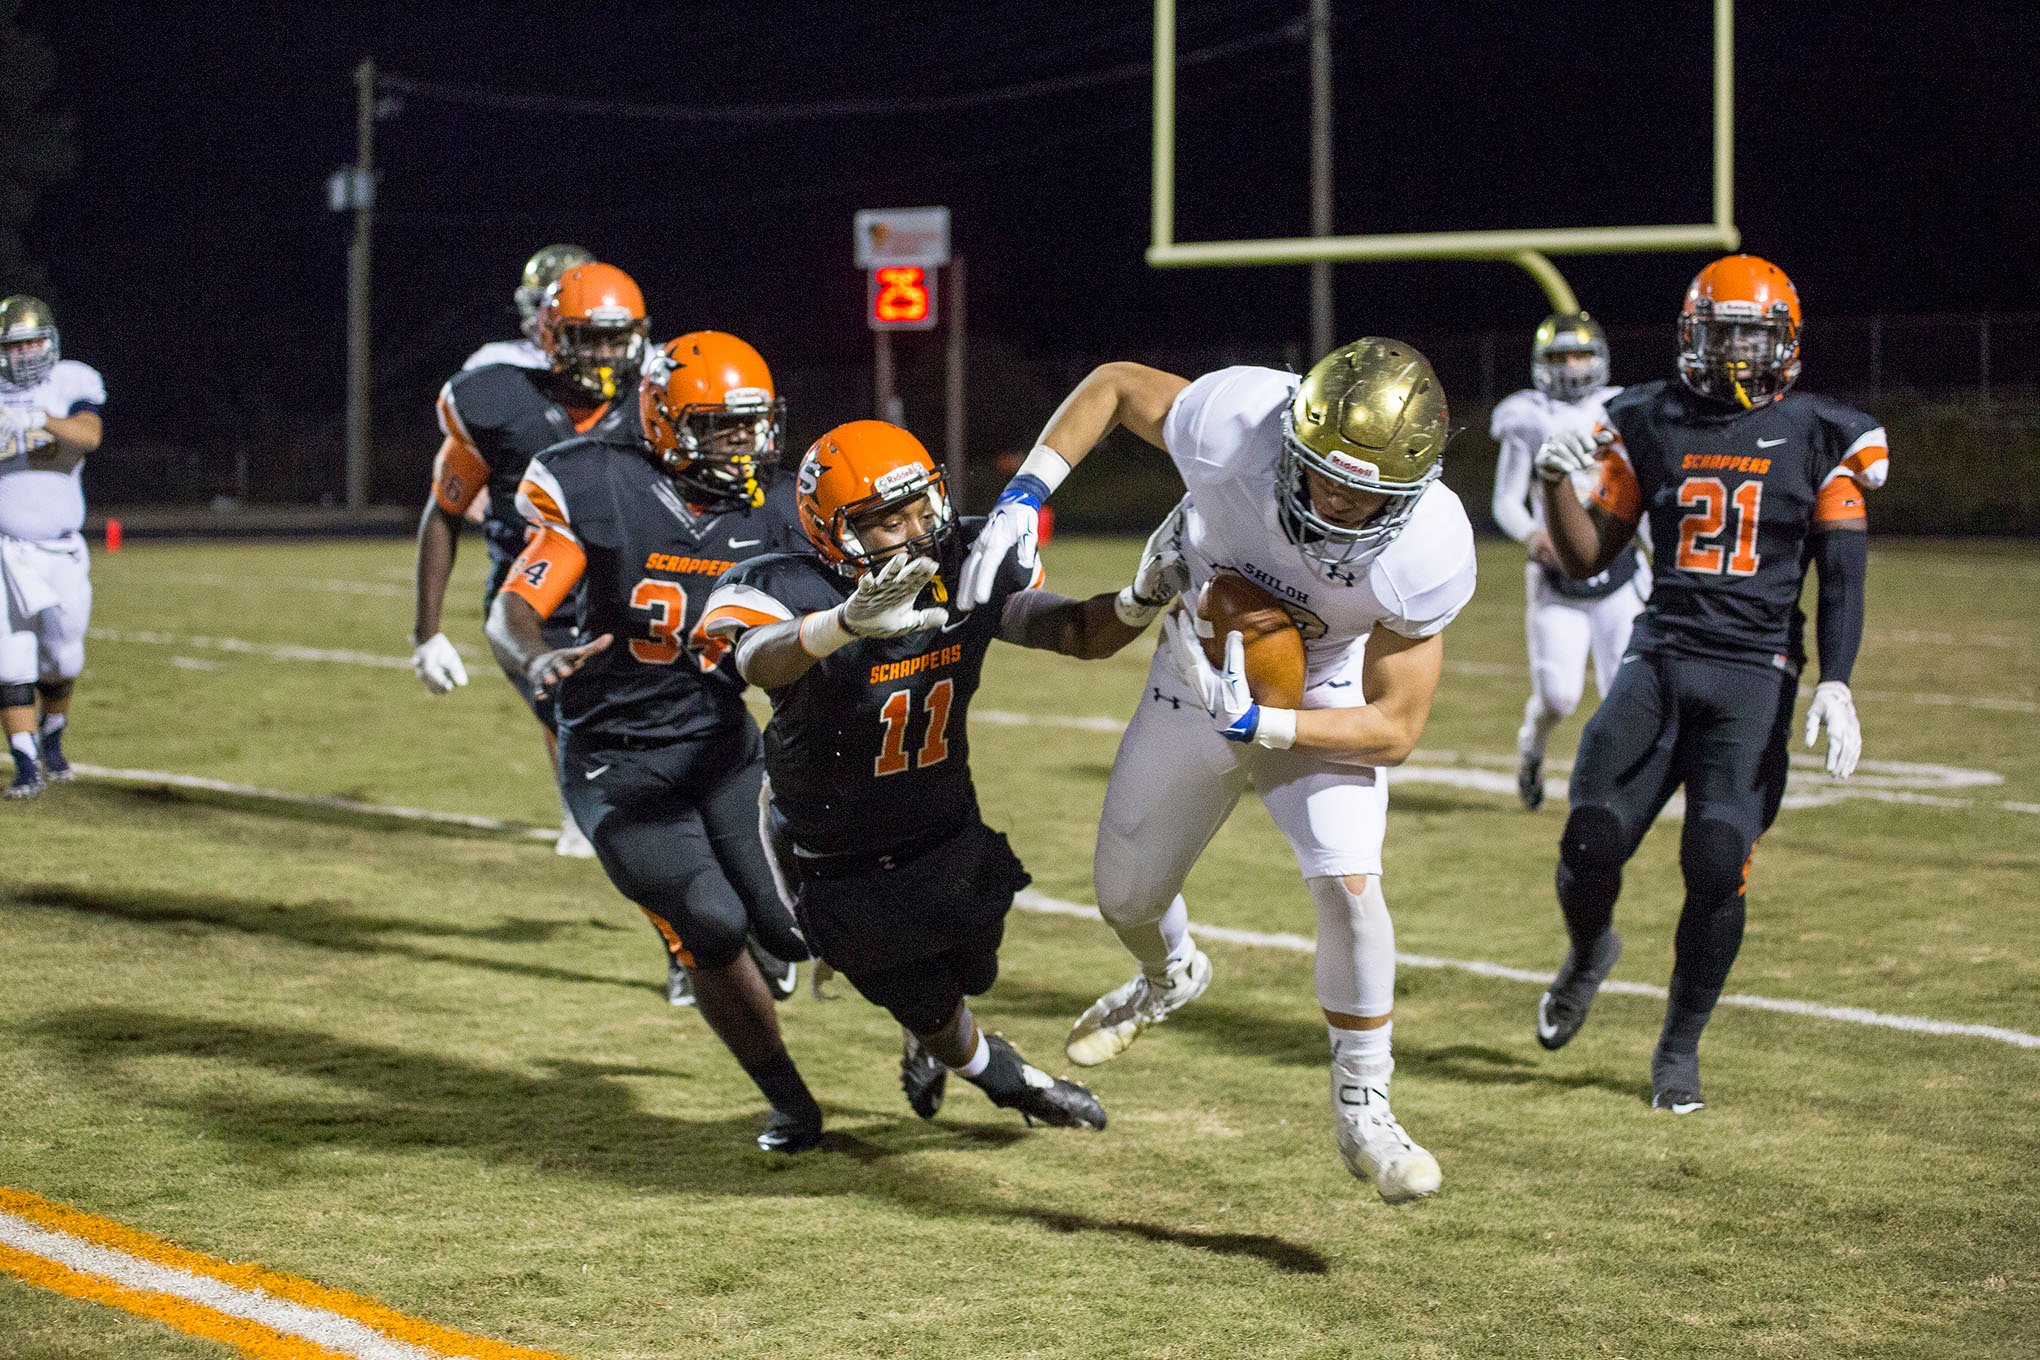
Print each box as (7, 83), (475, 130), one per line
(874, 679), (954, 777)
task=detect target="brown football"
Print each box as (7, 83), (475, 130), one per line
(1197, 570), (1306, 707)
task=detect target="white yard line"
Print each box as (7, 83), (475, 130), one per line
(58, 763), (2040, 1053)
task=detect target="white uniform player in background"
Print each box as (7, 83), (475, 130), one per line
(1489, 312), (1646, 810)
(0, 295), (106, 799)
(960, 339), (1477, 1202)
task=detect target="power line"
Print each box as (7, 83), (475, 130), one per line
(377, 21), (1304, 124)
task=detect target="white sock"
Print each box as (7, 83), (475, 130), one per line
(1125, 894), (1192, 978)
(951, 1031), (991, 1078)
(40, 712), (65, 737)
(1331, 1021), (1394, 1086)
(9, 731), (37, 761)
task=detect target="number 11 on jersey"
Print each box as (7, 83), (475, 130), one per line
(874, 679), (954, 777)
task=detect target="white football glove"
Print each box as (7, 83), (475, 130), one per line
(1533, 428), (1601, 484)
(1116, 496), (1192, 627)
(1162, 610), (1297, 748)
(410, 632), (469, 694)
(958, 498), (1038, 613)
(802, 554), (948, 657)
(1803, 680), (1861, 779)
(0, 406), (47, 457)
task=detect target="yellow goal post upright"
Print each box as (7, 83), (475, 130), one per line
(1146, 0), (1741, 315)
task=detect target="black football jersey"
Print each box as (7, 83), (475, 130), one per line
(439, 363), (623, 556)
(522, 426), (806, 744)
(716, 520), (1036, 858)
(1603, 380), (1886, 671)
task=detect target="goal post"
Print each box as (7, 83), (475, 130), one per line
(1147, 0), (1740, 313)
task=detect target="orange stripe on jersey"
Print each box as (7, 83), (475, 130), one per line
(570, 400), (609, 434)
(1589, 450), (1643, 527)
(498, 528), (586, 618)
(1840, 442), (1888, 485)
(1813, 473), (1869, 526)
(432, 435), (491, 516)
(518, 479), (570, 533)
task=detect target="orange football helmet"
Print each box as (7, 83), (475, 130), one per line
(537, 262), (648, 403)
(639, 332), (783, 510)
(1679, 254), (1802, 409)
(795, 420), (953, 574)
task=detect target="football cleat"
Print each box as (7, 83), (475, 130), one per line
(1651, 1047), (1706, 1114)
(1331, 1075), (1441, 1204)
(6, 748), (44, 800)
(755, 1104), (823, 1154)
(1065, 945), (1212, 1067)
(1516, 750), (1544, 811)
(984, 1035), (1106, 1130)
(666, 957), (697, 1008)
(1535, 929), (1622, 1051)
(748, 938), (799, 1002)
(899, 1029), (947, 1120)
(554, 811), (596, 858)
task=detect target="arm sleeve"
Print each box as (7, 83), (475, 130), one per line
(1810, 523), (1868, 684)
(1489, 430), (1537, 542)
(497, 528), (587, 619)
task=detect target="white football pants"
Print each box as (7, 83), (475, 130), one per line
(1517, 561), (1646, 759)
(1094, 643), (1388, 973)
(0, 532), (91, 687)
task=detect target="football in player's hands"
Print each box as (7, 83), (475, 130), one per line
(1196, 570), (1305, 707)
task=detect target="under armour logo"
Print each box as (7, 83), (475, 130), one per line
(1151, 688), (1182, 709)
(1325, 679), (1353, 689)
(1325, 565), (1358, 585)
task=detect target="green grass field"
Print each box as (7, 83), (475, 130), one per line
(4, 533), (2037, 1359)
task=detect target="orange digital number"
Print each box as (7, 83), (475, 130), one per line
(873, 678), (956, 778)
(1674, 476), (1764, 578)
(873, 266), (929, 323)
(628, 579), (686, 664)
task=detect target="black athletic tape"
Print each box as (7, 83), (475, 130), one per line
(0, 683), (37, 708)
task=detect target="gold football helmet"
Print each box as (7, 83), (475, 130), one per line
(0, 295), (60, 389)
(1280, 337), (1448, 573)
(1531, 312), (1609, 402)
(514, 243), (595, 341)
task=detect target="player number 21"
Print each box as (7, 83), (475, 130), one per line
(874, 679), (954, 778)
(1674, 476), (1763, 577)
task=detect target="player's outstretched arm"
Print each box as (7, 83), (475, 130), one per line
(730, 555), (948, 689)
(998, 495), (1189, 658)
(958, 362), (1190, 611)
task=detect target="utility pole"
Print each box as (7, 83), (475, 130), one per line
(944, 256), (967, 511)
(345, 58), (376, 510)
(1307, 0), (1334, 360)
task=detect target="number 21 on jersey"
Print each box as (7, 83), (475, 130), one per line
(1674, 476), (1762, 576)
(874, 679), (954, 777)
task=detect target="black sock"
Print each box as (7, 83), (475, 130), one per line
(1556, 858), (1620, 957)
(1657, 977), (1718, 1055)
(739, 1051), (818, 1119)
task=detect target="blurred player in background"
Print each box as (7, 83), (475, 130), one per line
(1488, 312), (1645, 809)
(1531, 255), (1884, 1113)
(0, 295), (105, 799)
(486, 332), (813, 1151)
(462, 243), (594, 374)
(410, 260), (645, 859)
(702, 420), (1171, 1138)
(960, 339), (1477, 1202)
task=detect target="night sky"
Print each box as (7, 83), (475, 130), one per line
(14, 1), (2039, 499)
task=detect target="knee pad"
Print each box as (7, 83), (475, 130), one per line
(0, 682), (34, 709)
(1531, 663), (1585, 721)
(36, 678), (74, 702)
(1682, 818), (1751, 907)
(1307, 876), (1397, 1018)
(1559, 805), (1627, 876)
(1092, 823), (1175, 930)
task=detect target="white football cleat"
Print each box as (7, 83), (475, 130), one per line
(1065, 945), (1211, 1067)
(555, 811), (596, 858)
(1331, 1071), (1440, 1204)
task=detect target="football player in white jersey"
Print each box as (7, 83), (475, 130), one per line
(1488, 313), (1645, 809)
(0, 296), (106, 799)
(960, 339), (1478, 1202)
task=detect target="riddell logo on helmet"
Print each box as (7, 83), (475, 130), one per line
(1323, 450), (1379, 481)
(724, 386), (770, 412)
(873, 465), (924, 496)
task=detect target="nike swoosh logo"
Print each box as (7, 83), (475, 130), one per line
(584, 764), (611, 780)
(1756, 437), (1787, 448)
(728, 538), (762, 548)
(938, 614), (973, 634)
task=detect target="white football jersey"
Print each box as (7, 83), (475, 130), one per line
(1162, 365), (1477, 709)
(1488, 384), (1620, 542)
(0, 359), (108, 541)
(461, 338), (548, 371)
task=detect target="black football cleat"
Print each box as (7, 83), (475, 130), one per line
(1516, 749), (1544, 810)
(983, 1035), (1106, 1131)
(900, 1030), (947, 1120)
(41, 728), (73, 781)
(747, 937), (799, 1003)
(1536, 929), (1622, 1051)
(756, 1105), (824, 1153)
(1650, 1047), (1705, 1114)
